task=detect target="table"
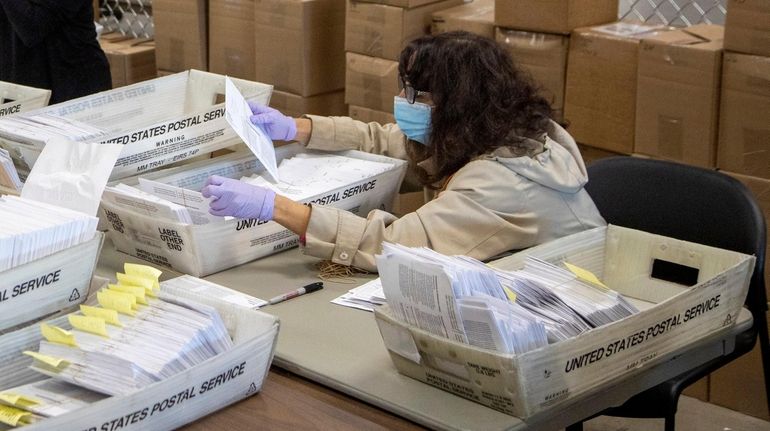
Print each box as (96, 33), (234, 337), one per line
(96, 240), (753, 431)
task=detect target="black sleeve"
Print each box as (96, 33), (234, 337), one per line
(0, 0), (83, 47)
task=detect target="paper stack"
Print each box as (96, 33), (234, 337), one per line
(0, 148), (22, 192)
(331, 278), (387, 312)
(106, 150), (396, 226)
(375, 242), (640, 354)
(0, 267), (278, 430)
(23, 267), (233, 398)
(0, 195), (98, 272)
(376, 243), (549, 354)
(243, 153), (395, 202)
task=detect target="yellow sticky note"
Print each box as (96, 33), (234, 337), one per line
(0, 393), (39, 408)
(80, 305), (123, 327)
(503, 286), (518, 303)
(97, 290), (136, 316)
(40, 323), (78, 347)
(116, 272), (157, 298)
(68, 315), (109, 337)
(564, 262), (609, 290)
(124, 263), (161, 288)
(108, 283), (148, 305)
(0, 404), (32, 426)
(23, 351), (69, 369)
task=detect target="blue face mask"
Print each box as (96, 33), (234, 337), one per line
(393, 96), (432, 145)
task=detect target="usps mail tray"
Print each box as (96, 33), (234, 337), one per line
(0, 278), (280, 430)
(374, 225), (755, 418)
(0, 70), (272, 180)
(99, 143), (407, 277)
(0, 81), (51, 118)
(0, 232), (103, 334)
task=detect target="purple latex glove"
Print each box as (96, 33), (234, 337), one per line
(247, 101), (297, 141)
(201, 175), (276, 220)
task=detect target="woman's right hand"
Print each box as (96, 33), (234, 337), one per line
(247, 102), (297, 141)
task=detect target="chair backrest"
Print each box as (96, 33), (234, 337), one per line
(585, 157), (768, 320)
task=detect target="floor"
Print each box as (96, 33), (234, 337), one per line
(582, 396), (770, 431)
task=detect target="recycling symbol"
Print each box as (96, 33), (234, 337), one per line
(247, 382), (258, 395)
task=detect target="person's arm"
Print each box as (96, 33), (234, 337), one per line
(302, 114), (407, 159)
(293, 117), (312, 146)
(248, 102), (407, 158)
(0, 0), (78, 47)
(272, 195), (311, 236)
(302, 163), (538, 271)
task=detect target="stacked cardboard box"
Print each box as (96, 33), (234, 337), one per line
(494, 0), (616, 126)
(709, 0), (770, 420)
(431, 0), (495, 39)
(209, 0), (255, 80)
(255, 0), (348, 116)
(345, 0), (463, 120)
(634, 24), (724, 168)
(99, 37), (157, 88)
(153, 0), (208, 73)
(563, 22), (665, 154)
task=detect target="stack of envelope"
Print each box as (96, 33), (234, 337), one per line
(0, 195), (98, 271)
(375, 242), (640, 354)
(376, 243), (549, 354)
(23, 265), (233, 397)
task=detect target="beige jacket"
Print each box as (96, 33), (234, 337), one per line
(301, 115), (606, 272)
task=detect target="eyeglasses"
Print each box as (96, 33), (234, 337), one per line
(398, 74), (427, 104)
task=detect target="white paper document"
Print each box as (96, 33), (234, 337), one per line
(243, 153), (395, 201)
(331, 278), (386, 312)
(224, 77), (279, 182)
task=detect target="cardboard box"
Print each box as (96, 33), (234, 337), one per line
(375, 225), (754, 418)
(0, 70), (272, 180)
(564, 23), (666, 153)
(349, 105), (396, 124)
(101, 39), (158, 88)
(494, 0), (617, 34)
(269, 89), (347, 117)
(711, 340), (770, 420)
(346, 0), (464, 61)
(496, 28), (569, 121)
(352, 0), (445, 8)
(431, 0), (494, 39)
(393, 190), (426, 216)
(254, 0), (346, 96)
(0, 82), (51, 118)
(577, 144), (624, 166)
(153, 0), (208, 72)
(0, 232), (103, 333)
(157, 69), (176, 77)
(724, 0), (770, 58)
(2, 278), (280, 430)
(709, 174), (770, 420)
(345, 53), (399, 113)
(717, 52), (770, 180)
(209, 0), (255, 79)
(100, 144), (406, 276)
(635, 25), (724, 168)
(723, 172), (770, 298)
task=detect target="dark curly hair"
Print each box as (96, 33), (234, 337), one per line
(398, 31), (554, 186)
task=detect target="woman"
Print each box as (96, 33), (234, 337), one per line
(202, 31), (606, 271)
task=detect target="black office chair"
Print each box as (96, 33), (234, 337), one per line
(566, 156), (769, 431)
